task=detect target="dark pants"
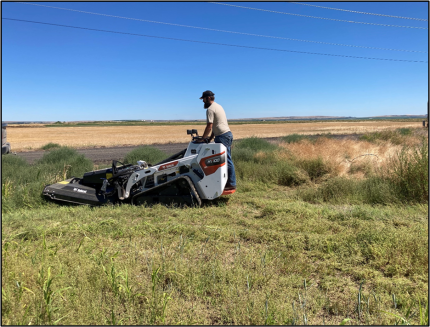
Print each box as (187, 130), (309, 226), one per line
(215, 131), (236, 187)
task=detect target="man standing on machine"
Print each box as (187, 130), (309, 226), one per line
(198, 90), (236, 191)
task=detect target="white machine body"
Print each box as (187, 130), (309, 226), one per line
(123, 141), (228, 200)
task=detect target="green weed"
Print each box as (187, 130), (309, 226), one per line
(40, 143), (61, 150)
(282, 133), (312, 144)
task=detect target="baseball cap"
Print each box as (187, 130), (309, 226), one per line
(199, 90), (215, 99)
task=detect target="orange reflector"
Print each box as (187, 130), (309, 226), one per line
(222, 189), (236, 196)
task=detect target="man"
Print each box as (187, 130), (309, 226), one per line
(197, 90), (236, 191)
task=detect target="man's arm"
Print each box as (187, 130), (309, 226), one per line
(202, 123), (213, 139)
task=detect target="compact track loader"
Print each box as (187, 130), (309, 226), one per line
(43, 130), (235, 207)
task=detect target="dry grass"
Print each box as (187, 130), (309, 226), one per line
(278, 138), (403, 178)
(8, 121), (421, 151)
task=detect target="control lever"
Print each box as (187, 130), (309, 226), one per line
(187, 129), (211, 143)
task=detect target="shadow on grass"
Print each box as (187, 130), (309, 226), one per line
(201, 196), (231, 208)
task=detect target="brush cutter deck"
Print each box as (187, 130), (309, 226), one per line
(43, 130), (234, 207)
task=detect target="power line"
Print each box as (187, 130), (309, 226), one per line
(289, 2), (428, 21)
(3, 18), (427, 63)
(209, 2), (428, 30)
(15, 2), (427, 53)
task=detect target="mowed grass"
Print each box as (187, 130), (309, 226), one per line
(1, 128), (428, 325)
(7, 120), (422, 151)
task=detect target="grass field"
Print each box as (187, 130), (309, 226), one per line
(7, 120), (423, 151)
(1, 127), (428, 325)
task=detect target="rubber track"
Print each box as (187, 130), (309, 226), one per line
(131, 175), (201, 207)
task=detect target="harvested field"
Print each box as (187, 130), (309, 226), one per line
(8, 121), (422, 151)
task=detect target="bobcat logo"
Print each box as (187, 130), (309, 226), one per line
(73, 188), (87, 194)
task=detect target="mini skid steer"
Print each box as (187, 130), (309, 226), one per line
(43, 130), (235, 207)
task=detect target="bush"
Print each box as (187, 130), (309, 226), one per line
(276, 161), (309, 186)
(385, 138), (428, 203)
(348, 160), (374, 176)
(41, 142), (61, 150)
(234, 137), (277, 152)
(36, 147), (93, 179)
(234, 158), (308, 187)
(281, 134), (311, 144)
(123, 146), (169, 165)
(232, 148), (256, 163)
(232, 137), (279, 166)
(233, 137), (301, 186)
(296, 157), (331, 181)
(361, 177), (399, 204)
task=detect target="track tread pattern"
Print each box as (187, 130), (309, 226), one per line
(131, 175), (201, 207)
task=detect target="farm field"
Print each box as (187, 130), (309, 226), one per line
(7, 120), (423, 151)
(1, 127), (428, 325)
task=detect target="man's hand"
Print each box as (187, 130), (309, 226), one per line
(195, 137), (209, 143)
(194, 123), (213, 143)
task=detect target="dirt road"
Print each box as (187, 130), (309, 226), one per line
(15, 142), (190, 164)
(13, 135), (361, 164)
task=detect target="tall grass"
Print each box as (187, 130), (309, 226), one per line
(359, 128), (416, 145)
(296, 138), (428, 205)
(385, 138), (428, 203)
(36, 147), (93, 178)
(397, 127), (413, 136)
(232, 137), (309, 186)
(2, 147), (93, 212)
(2, 134), (427, 213)
(295, 157), (333, 182)
(234, 136), (278, 152)
(297, 176), (398, 205)
(1, 134), (428, 324)
(123, 146), (170, 165)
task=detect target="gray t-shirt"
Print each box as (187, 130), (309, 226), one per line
(206, 102), (230, 136)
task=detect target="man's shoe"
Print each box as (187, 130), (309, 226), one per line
(224, 184), (236, 191)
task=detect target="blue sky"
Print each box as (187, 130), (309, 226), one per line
(2, 1), (428, 121)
